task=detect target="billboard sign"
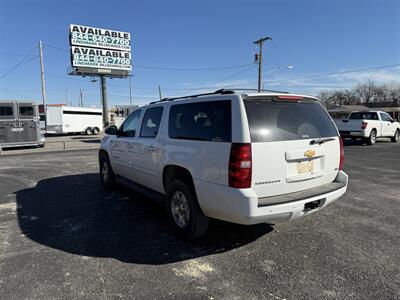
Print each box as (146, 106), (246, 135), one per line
(69, 24), (132, 76)
(71, 46), (132, 71)
(70, 24), (131, 51)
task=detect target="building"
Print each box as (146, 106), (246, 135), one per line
(327, 105), (370, 120)
(327, 102), (400, 121)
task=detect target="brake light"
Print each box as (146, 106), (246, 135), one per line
(339, 137), (344, 171)
(361, 121), (368, 130)
(229, 143), (252, 188)
(277, 95), (303, 101)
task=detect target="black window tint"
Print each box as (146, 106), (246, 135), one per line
(0, 105), (13, 118)
(349, 112), (379, 120)
(244, 99), (338, 142)
(140, 107), (163, 138)
(121, 109), (141, 137)
(39, 115), (45, 121)
(169, 100), (231, 142)
(19, 106), (34, 117)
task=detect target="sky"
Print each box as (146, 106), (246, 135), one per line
(0, 0), (399, 107)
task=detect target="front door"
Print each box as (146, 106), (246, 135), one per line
(110, 109), (142, 178)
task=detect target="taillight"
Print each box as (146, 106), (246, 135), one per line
(361, 121), (368, 130)
(229, 143), (252, 188)
(339, 137), (344, 171)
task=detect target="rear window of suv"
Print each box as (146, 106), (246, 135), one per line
(244, 98), (338, 142)
(169, 100), (231, 142)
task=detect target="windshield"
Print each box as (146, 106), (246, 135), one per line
(244, 98), (338, 142)
(349, 112), (378, 120)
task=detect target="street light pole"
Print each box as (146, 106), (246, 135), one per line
(253, 36), (272, 92)
(128, 75), (133, 106)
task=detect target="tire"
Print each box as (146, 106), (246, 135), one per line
(391, 129), (399, 143)
(92, 127), (100, 135)
(85, 128), (92, 135)
(166, 180), (209, 239)
(99, 153), (116, 189)
(366, 129), (377, 145)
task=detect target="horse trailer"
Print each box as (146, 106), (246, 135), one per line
(0, 101), (45, 149)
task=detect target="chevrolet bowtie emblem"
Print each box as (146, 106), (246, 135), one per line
(304, 149), (316, 158)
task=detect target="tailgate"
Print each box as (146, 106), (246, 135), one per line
(252, 138), (340, 198)
(243, 96), (340, 198)
(337, 120), (362, 132)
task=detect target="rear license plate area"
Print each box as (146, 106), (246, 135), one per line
(297, 160), (314, 174)
(304, 198), (326, 211)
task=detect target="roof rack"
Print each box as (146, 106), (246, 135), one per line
(232, 88), (289, 94)
(148, 88), (289, 105)
(149, 89), (235, 104)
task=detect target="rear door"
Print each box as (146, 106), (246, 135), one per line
(17, 103), (39, 143)
(130, 106), (164, 191)
(244, 96), (341, 198)
(0, 102), (16, 144)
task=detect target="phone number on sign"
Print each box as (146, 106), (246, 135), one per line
(73, 54), (131, 65)
(71, 32), (130, 46)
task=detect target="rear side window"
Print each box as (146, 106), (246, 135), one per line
(140, 107), (163, 138)
(244, 99), (338, 142)
(19, 106), (34, 117)
(0, 105), (13, 119)
(169, 100), (231, 142)
(349, 112), (378, 120)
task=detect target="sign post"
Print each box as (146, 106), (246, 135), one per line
(68, 24), (132, 129)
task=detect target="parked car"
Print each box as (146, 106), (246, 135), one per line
(336, 111), (400, 145)
(99, 89), (348, 238)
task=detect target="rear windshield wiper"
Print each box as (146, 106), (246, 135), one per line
(309, 137), (336, 145)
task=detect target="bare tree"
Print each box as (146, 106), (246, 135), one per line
(354, 81), (377, 103)
(318, 81), (400, 106)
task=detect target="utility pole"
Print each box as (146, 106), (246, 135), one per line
(158, 85), (162, 100)
(79, 89), (84, 107)
(253, 36), (272, 92)
(128, 75), (133, 105)
(39, 41), (47, 129)
(100, 75), (109, 127)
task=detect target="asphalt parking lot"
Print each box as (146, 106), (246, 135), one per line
(0, 141), (399, 299)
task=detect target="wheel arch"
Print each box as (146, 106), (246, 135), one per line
(162, 164), (195, 192)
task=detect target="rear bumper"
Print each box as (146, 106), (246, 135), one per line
(339, 130), (366, 138)
(195, 171), (348, 225)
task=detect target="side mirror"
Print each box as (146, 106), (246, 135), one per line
(125, 129), (136, 137)
(105, 125), (118, 135)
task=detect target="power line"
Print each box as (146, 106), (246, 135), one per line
(263, 63), (400, 85)
(0, 47), (38, 80)
(134, 63), (253, 71)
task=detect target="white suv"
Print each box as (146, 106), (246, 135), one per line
(99, 89), (348, 238)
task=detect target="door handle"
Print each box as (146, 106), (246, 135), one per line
(145, 145), (156, 152)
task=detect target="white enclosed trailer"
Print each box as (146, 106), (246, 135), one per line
(46, 105), (103, 135)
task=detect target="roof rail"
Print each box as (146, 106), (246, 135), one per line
(230, 88), (289, 94)
(149, 89), (235, 104)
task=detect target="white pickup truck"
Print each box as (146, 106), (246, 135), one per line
(336, 111), (400, 145)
